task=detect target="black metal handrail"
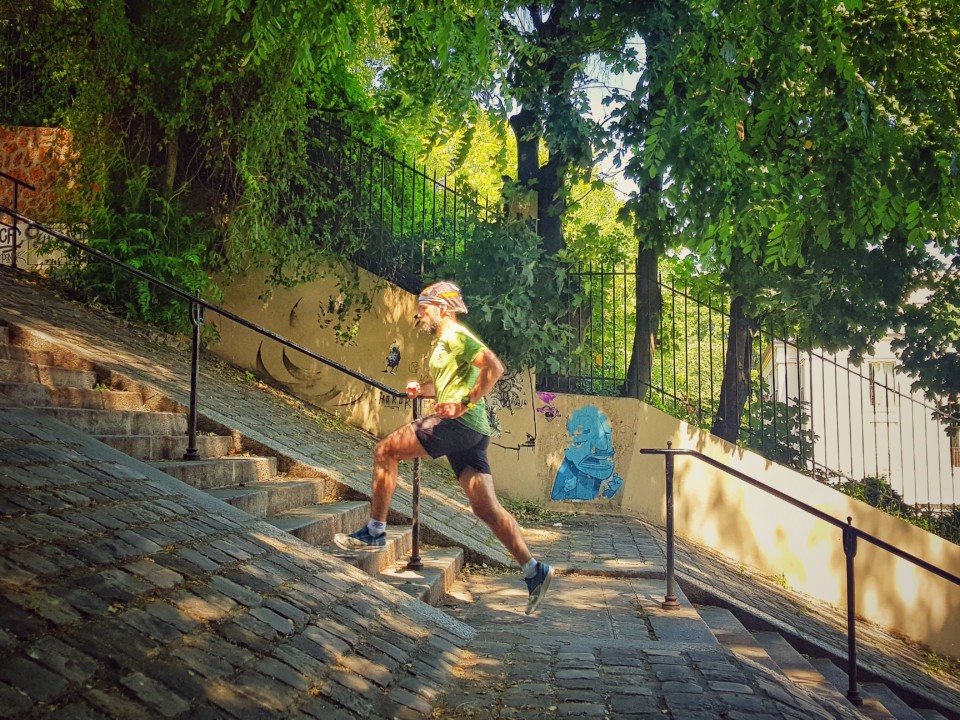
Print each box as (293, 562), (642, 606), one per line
(641, 444), (960, 706)
(0, 171), (36, 269)
(0, 206), (427, 570)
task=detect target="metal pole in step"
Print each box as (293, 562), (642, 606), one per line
(407, 396), (424, 570)
(843, 517), (863, 706)
(183, 291), (203, 460)
(663, 442), (680, 609)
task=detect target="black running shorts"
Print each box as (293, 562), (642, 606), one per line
(413, 415), (491, 477)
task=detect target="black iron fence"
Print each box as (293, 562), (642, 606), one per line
(539, 263), (959, 516)
(308, 115), (494, 293)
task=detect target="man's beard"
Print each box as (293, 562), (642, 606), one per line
(417, 316), (438, 334)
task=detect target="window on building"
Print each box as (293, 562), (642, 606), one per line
(951, 429), (960, 469)
(868, 360), (897, 411)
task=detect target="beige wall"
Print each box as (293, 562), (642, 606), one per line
(213, 265), (960, 658)
(210, 264), (433, 436)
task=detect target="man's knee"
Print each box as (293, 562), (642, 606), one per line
(374, 437), (399, 463)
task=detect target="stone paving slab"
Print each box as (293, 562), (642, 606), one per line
(0, 407), (473, 718)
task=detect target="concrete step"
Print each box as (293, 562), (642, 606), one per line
(95, 433), (234, 461)
(0, 382), (144, 410)
(0, 358), (96, 388)
(809, 657), (897, 720)
(915, 710), (950, 720)
(0, 343), (54, 365)
(207, 479), (327, 518)
(752, 631), (862, 713)
(696, 606), (781, 674)
(267, 501), (370, 546)
(860, 683), (926, 720)
(644, 585), (719, 646)
(151, 456), (278, 490)
(322, 525), (414, 577)
(378, 546), (464, 606)
(33, 406), (187, 435)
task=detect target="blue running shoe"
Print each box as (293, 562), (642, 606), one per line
(524, 561), (554, 615)
(334, 526), (386, 551)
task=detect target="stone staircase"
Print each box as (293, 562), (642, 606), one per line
(696, 605), (951, 720)
(0, 319), (463, 607)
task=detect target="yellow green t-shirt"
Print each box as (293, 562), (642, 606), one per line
(429, 323), (492, 436)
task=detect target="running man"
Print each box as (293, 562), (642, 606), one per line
(335, 280), (553, 614)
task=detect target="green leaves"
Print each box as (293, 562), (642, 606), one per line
(431, 218), (586, 373)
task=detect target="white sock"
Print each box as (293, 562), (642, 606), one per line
(521, 558), (539, 579)
(367, 519), (386, 537)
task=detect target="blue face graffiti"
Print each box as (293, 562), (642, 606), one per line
(550, 406), (623, 501)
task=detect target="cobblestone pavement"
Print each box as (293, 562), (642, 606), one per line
(435, 570), (865, 719)
(0, 407), (473, 718)
(2, 267), (959, 717)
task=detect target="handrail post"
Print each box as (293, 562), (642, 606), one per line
(843, 517), (862, 706)
(407, 396), (424, 570)
(663, 442), (680, 609)
(183, 291), (203, 461)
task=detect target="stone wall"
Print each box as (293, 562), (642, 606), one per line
(0, 125), (73, 269)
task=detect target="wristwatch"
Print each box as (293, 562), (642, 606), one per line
(461, 395), (476, 409)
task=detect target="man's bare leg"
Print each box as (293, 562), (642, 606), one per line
(458, 469), (533, 565)
(370, 422), (429, 521)
(334, 422), (427, 550)
(459, 468), (553, 614)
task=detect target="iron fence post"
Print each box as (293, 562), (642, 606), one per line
(183, 291), (203, 461)
(843, 516), (862, 706)
(407, 396), (424, 570)
(663, 442), (680, 609)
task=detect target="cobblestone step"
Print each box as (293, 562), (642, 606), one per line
(208, 479), (327, 517)
(752, 630), (862, 714)
(33, 406), (188, 435)
(0, 357), (97, 388)
(151, 456), (278, 490)
(1, 381), (145, 410)
(95, 433), (235, 460)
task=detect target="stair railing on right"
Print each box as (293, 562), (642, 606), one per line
(641, 443), (960, 707)
(0, 206), (427, 571)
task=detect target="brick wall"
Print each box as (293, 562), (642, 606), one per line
(0, 125), (73, 221)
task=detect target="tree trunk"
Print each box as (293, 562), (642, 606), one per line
(537, 153), (566, 255)
(625, 247), (661, 399)
(164, 130), (178, 197)
(712, 295), (757, 442)
(509, 109), (540, 189)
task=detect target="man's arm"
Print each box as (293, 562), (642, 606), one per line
(466, 348), (504, 404)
